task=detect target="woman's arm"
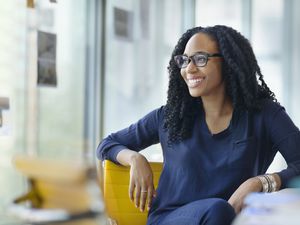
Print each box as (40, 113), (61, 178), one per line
(96, 107), (163, 164)
(228, 173), (281, 214)
(116, 149), (156, 212)
(96, 107), (164, 212)
(267, 105), (300, 188)
(229, 103), (300, 213)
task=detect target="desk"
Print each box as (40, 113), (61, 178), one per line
(0, 206), (106, 225)
(7, 155), (106, 225)
(7, 156), (108, 225)
(233, 189), (300, 225)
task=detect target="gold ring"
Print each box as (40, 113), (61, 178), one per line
(141, 190), (148, 193)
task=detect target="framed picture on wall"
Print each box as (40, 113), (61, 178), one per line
(37, 31), (57, 87)
(113, 7), (133, 41)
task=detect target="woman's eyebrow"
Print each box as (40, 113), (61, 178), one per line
(184, 51), (206, 56)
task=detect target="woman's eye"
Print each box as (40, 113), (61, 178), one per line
(195, 56), (206, 63)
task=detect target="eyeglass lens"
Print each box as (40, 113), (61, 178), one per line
(175, 53), (208, 68)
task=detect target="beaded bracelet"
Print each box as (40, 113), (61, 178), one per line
(264, 174), (272, 192)
(257, 175), (270, 192)
(257, 174), (277, 193)
(266, 174), (277, 192)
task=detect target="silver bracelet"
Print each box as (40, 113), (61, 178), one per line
(257, 175), (269, 192)
(263, 175), (272, 193)
(266, 174), (277, 192)
(257, 174), (277, 193)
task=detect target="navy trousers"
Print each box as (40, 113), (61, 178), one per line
(156, 198), (236, 225)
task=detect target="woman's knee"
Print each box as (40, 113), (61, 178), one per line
(203, 198), (236, 225)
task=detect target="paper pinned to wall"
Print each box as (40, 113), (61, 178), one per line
(37, 31), (57, 87)
(113, 7), (133, 41)
(0, 97), (11, 136)
(27, 0), (35, 8)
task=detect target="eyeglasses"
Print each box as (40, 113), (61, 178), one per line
(174, 52), (223, 68)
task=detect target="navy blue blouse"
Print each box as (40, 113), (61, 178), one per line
(97, 100), (300, 224)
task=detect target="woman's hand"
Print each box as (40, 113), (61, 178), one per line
(228, 177), (262, 214)
(129, 153), (156, 212)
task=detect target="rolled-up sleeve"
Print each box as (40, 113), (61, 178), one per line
(268, 105), (300, 188)
(96, 107), (164, 164)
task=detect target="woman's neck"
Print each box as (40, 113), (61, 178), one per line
(201, 94), (233, 118)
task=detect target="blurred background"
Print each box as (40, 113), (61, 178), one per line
(0, 0), (299, 205)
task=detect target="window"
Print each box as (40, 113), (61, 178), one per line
(195, 0), (290, 172)
(196, 0), (242, 31)
(0, 0), (97, 203)
(0, 1), (28, 204)
(252, 0), (284, 102)
(103, 0), (185, 161)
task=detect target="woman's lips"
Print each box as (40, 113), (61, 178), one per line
(186, 77), (205, 88)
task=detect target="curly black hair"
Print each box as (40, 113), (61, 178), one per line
(163, 25), (276, 144)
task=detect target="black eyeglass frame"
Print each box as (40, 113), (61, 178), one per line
(174, 52), (223, 68)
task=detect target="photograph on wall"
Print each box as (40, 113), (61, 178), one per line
(113, 7), (133, 41)
(27, 0), (34, 8)
(37, 31), (57, 87)
(0, 97), (11, 136)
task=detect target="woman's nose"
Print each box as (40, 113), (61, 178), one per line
(185, 59), (198, 73)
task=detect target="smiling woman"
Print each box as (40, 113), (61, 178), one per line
(178, 33), (224, 98)
(97, 25), (300, 225)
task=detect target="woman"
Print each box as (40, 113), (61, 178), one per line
(97, 25), (300, 225)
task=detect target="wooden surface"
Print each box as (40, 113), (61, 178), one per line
(11, 155), (105, 225)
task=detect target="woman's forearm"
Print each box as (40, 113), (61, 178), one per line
(272, 173), (282, 191)
(116, 149), (145, 166)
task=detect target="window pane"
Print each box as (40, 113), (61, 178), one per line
(35, 0), (87, 160)
(195, 0), (242, 31)
(252, 0), (284, 102)
(252, 0), (285, 171)
(0, 0), (92, 204)
(0, 1), (27, 204)
(103, 0), (183, 161)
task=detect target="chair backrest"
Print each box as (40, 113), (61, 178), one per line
(103, 160), (163, 225)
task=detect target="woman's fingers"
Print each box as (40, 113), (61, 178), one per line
(139, 186), (148, 212)
(130, 183), (155, 212)
(129, 180), (135, 202)
(147, 186), (155, 211)
(135, 184), (141, 207)
(128, 156), (155, 211)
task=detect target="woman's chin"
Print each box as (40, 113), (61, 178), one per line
(189, 89), (203, 98)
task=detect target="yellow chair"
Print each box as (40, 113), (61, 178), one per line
(103, 160), (163, 225)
